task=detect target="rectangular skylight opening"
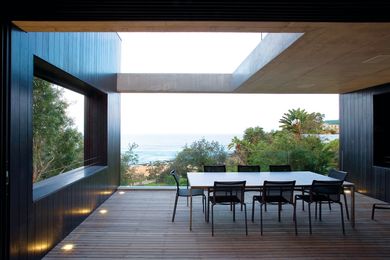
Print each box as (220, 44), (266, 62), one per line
(118, 32), (268, 74)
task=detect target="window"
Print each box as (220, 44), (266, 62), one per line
(32, 77), (85, 183)
(374, 92), (390, 167)
(32, 57), (108, 199)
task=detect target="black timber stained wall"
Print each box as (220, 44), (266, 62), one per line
(340, 83), (390, 202)
(3, 1), (390, 22)
(1, 22), (11, 260)
(7, 26), (121, 259)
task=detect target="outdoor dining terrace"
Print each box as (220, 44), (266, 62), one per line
(4, 14), (390, 259)
(44, 189), (390, 259)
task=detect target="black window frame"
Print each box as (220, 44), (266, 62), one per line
(32, 56), (107, 201)
(373, 91), (390, 168)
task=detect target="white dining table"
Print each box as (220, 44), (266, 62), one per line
(187, 171), (355, 230)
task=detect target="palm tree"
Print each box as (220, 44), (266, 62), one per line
(279, 108), (324, 138)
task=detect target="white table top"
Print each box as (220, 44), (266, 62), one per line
(187, 171), (354, 188)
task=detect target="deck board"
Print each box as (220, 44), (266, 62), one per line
(44, 190), (390, 259)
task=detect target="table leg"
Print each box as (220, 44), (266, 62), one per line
(351, 185), (355, 228)
(190, 187), (193, 231)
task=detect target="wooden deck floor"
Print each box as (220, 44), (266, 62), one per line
(45, 190), (390, 259)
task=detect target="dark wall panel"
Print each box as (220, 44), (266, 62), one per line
(108, 93), (121, 189)
(341, 83), (390, 202)
(8, 27), (121, 259)
(4, 1), (390, 22)
(1, 21), (11, 260)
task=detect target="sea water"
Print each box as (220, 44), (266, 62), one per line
(121, 134), (240, 164)
(121, 133), (339, 164)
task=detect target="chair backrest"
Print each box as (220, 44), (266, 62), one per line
(262, 180), (296, 203)
(310, 180), (343, 202)
(204, 165), (226, 172)
(328, 169), (347, 181)
(213, 181), (246, 203)
(170, 170), (180, 190)
(237, 165), (260, 172)
(269, 164), (292, 172)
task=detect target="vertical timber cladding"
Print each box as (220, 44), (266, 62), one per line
(340, 83), (390, 203)
(1, 21), (11, 260)
(8, 27), (121, 259)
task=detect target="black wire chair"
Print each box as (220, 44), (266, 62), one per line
(328, 169), (349, 220)
(238, 165), (261, 191)
(238, 165), (260, 172)
(269, 164), (292, 172)
(295, 180), (345, 235)
(170, 170), (206, 222)
(204, 165), (227, 216)
(372, 203), (390, 220)
(208, 181), (247, 236)
(252, 181), (297, 235)
(204, 165), (226, 172)
(268, 164), (302, 210)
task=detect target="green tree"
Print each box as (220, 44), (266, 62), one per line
(279, 108), (324, 138)
(228, 127), (271, 165)
(287, 135), (336, 173)
(172, 138), (227, 177)
(33, 78), (84, 183)
(228, 108), (338, 174)
(147, 160), (167, 184)
(120, 142), (139, 185)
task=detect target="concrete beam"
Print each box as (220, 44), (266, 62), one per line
(117, 73), (233, 93)
(116, 33), (302, 93)
(232, 33), (303, 89)
(116, 23), (390, 94)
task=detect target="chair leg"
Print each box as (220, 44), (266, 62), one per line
(233, 202), (236, 222)
(203, 195), (207, 221)
(343, 193), (350, 220)
(244, 203), (248, 236)
(315, 202), (317, 219)
(372, 204), (376, 220)
(301, 188), (305, 211)
(202, 195), (205, 212)
(207, 197), (210, 223)
(308, 203), (312, 235)
(340, 203), (345, 235)
(211, 204), (215, 236)
(278, 202), (281, 222)
(252, 197), (256, 222)
(172, 193), (179, 222)
(319, 202), (322, 221)
(260, 203), (264, 236)
(294, 202), (298, 235)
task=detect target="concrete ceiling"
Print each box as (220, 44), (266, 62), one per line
(14, 21), (390, 94)
(235, 23), (390, 94)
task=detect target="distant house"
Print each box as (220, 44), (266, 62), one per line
(324, 120), (339, 134)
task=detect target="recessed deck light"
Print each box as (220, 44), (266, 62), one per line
(119, 191), (125, 194)
(61, 244), (74, 251)
(99, 209), (108, 214)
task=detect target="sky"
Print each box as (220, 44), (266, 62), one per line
(121, 93), (338, 135)
(119, 32), (338, 135)
(119, 32), (267, 73)
(61, 87), (84, 134)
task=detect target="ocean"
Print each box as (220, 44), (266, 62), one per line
(121, 133), (339, 164)
(121, 134), (240, 164)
